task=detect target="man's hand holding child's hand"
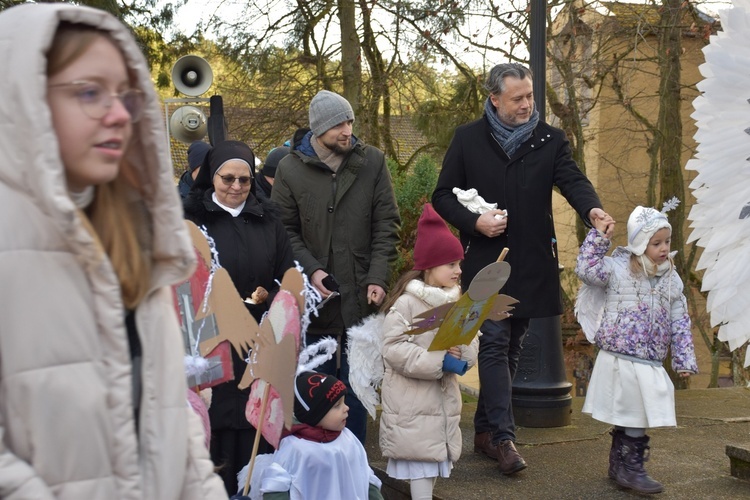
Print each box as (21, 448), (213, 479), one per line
(590, 209), (615, 238)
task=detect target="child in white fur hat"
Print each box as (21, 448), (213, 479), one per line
(574, 203), (697, 495)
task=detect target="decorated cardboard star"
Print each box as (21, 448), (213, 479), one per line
(407, 259), (517, 350)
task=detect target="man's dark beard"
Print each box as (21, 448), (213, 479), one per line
(321, 138), (352, 155)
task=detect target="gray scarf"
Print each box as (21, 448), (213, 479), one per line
(484, 97), (539, 157)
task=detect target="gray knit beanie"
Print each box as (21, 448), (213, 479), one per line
(309, 90), (355, 137)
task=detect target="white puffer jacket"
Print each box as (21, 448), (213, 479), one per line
(575, 229), (697, 372)
(379, 281), (478, 462)
(0, 4), (226, 499)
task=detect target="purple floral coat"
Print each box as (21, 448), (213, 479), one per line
(575, 228), (698, 372)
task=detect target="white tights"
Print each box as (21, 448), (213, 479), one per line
(616, 426), (646, 438)
(410, 477), (436, 500)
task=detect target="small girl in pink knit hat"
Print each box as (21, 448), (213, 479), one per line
(378, 204), (479, 500)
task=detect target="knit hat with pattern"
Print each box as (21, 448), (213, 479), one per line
(293, 371), (348, 426)
(309, 90), (355, 137)
(625, 205), (672, 256)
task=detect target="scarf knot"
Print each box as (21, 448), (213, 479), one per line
(284, 423), (341, 443)
(484, 97), (539, 157)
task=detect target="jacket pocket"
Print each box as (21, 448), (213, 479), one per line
(352, 250), (371, 286)
(300, 194), (320, 246)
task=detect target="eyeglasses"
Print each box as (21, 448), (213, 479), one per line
(48, 80), (145, 123)
(217, 174), (252, 186)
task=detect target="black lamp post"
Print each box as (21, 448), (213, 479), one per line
(510, 0), (573, 427)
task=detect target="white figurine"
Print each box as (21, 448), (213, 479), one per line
(452, 187), (506, 219)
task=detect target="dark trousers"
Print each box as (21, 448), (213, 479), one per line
(473, 317), (530, 443)
(307, 332), (367, 445)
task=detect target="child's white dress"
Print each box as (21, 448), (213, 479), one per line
(584, 350), (676, 427)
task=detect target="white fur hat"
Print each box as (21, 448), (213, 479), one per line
(625, 206), (672, 256)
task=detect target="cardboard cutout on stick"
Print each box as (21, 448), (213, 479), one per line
(175, 222), (311, 495)
(407, 253), (517, 350)
(240, 268), (305, 444)
(239, 268), (307, 495)
(173, 221), (258, 389)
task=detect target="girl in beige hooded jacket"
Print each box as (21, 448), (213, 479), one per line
(378, 205), (478, 500)
(0, 4), (226, 499)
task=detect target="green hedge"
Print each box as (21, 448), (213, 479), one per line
(387, 155), (441, 286)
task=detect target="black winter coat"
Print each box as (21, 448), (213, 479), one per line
(432, 116), (602, 318)
(183, 189), (295, 429)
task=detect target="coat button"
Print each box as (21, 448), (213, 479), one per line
(328, 206), (334, 213)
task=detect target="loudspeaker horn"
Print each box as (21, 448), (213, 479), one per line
(170, 105), (207, 143)
(172, 55), (213, 97)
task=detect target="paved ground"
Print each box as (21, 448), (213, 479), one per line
(364, 386), (750, 499)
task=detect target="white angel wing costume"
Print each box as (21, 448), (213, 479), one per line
(687, 0), (750, 366)
(575, 283), (606, 343)
(345, 314), (386, 420)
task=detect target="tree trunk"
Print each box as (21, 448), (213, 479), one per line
(658, 0), (688, 390)
(657, 0), (686, 278)
(338, 0), (361, 124)
(358, 0), (399, 162)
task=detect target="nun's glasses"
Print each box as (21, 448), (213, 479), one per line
(48, 80), (144, 123)
(217, 174), (253, 186)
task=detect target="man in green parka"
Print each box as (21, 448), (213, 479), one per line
(272, 90), (400, 444)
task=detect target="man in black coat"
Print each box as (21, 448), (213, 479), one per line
(432, 63), (613, 475)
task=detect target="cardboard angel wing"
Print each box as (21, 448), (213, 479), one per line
(241, 268), (305, 447)
(407, 260), (517, 350)
(173, 221), (256, 389)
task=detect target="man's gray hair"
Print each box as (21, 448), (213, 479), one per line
(484, 63), (533, 95)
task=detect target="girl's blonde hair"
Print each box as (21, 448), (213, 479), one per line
(380, 269), (425, 312)
(48, 23), (150, 309)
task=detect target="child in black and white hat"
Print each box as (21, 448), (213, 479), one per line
(244, 371), (384, 499)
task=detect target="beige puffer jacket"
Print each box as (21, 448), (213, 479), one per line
(0, 4), (226, 499)
(379, 281), (478, 463)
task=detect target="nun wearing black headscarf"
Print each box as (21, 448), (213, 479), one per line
(183, 140), (294, 494)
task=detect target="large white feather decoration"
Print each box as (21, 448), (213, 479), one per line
(574, 283), (605, 343)
(686, 0), (750, 366)
(345, 313), (386, 420)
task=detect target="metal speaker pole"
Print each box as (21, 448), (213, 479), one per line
(207, 95), (227, 146)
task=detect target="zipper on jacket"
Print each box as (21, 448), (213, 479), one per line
(328, 173), (337, 213)
(441, 379), (450, 461)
